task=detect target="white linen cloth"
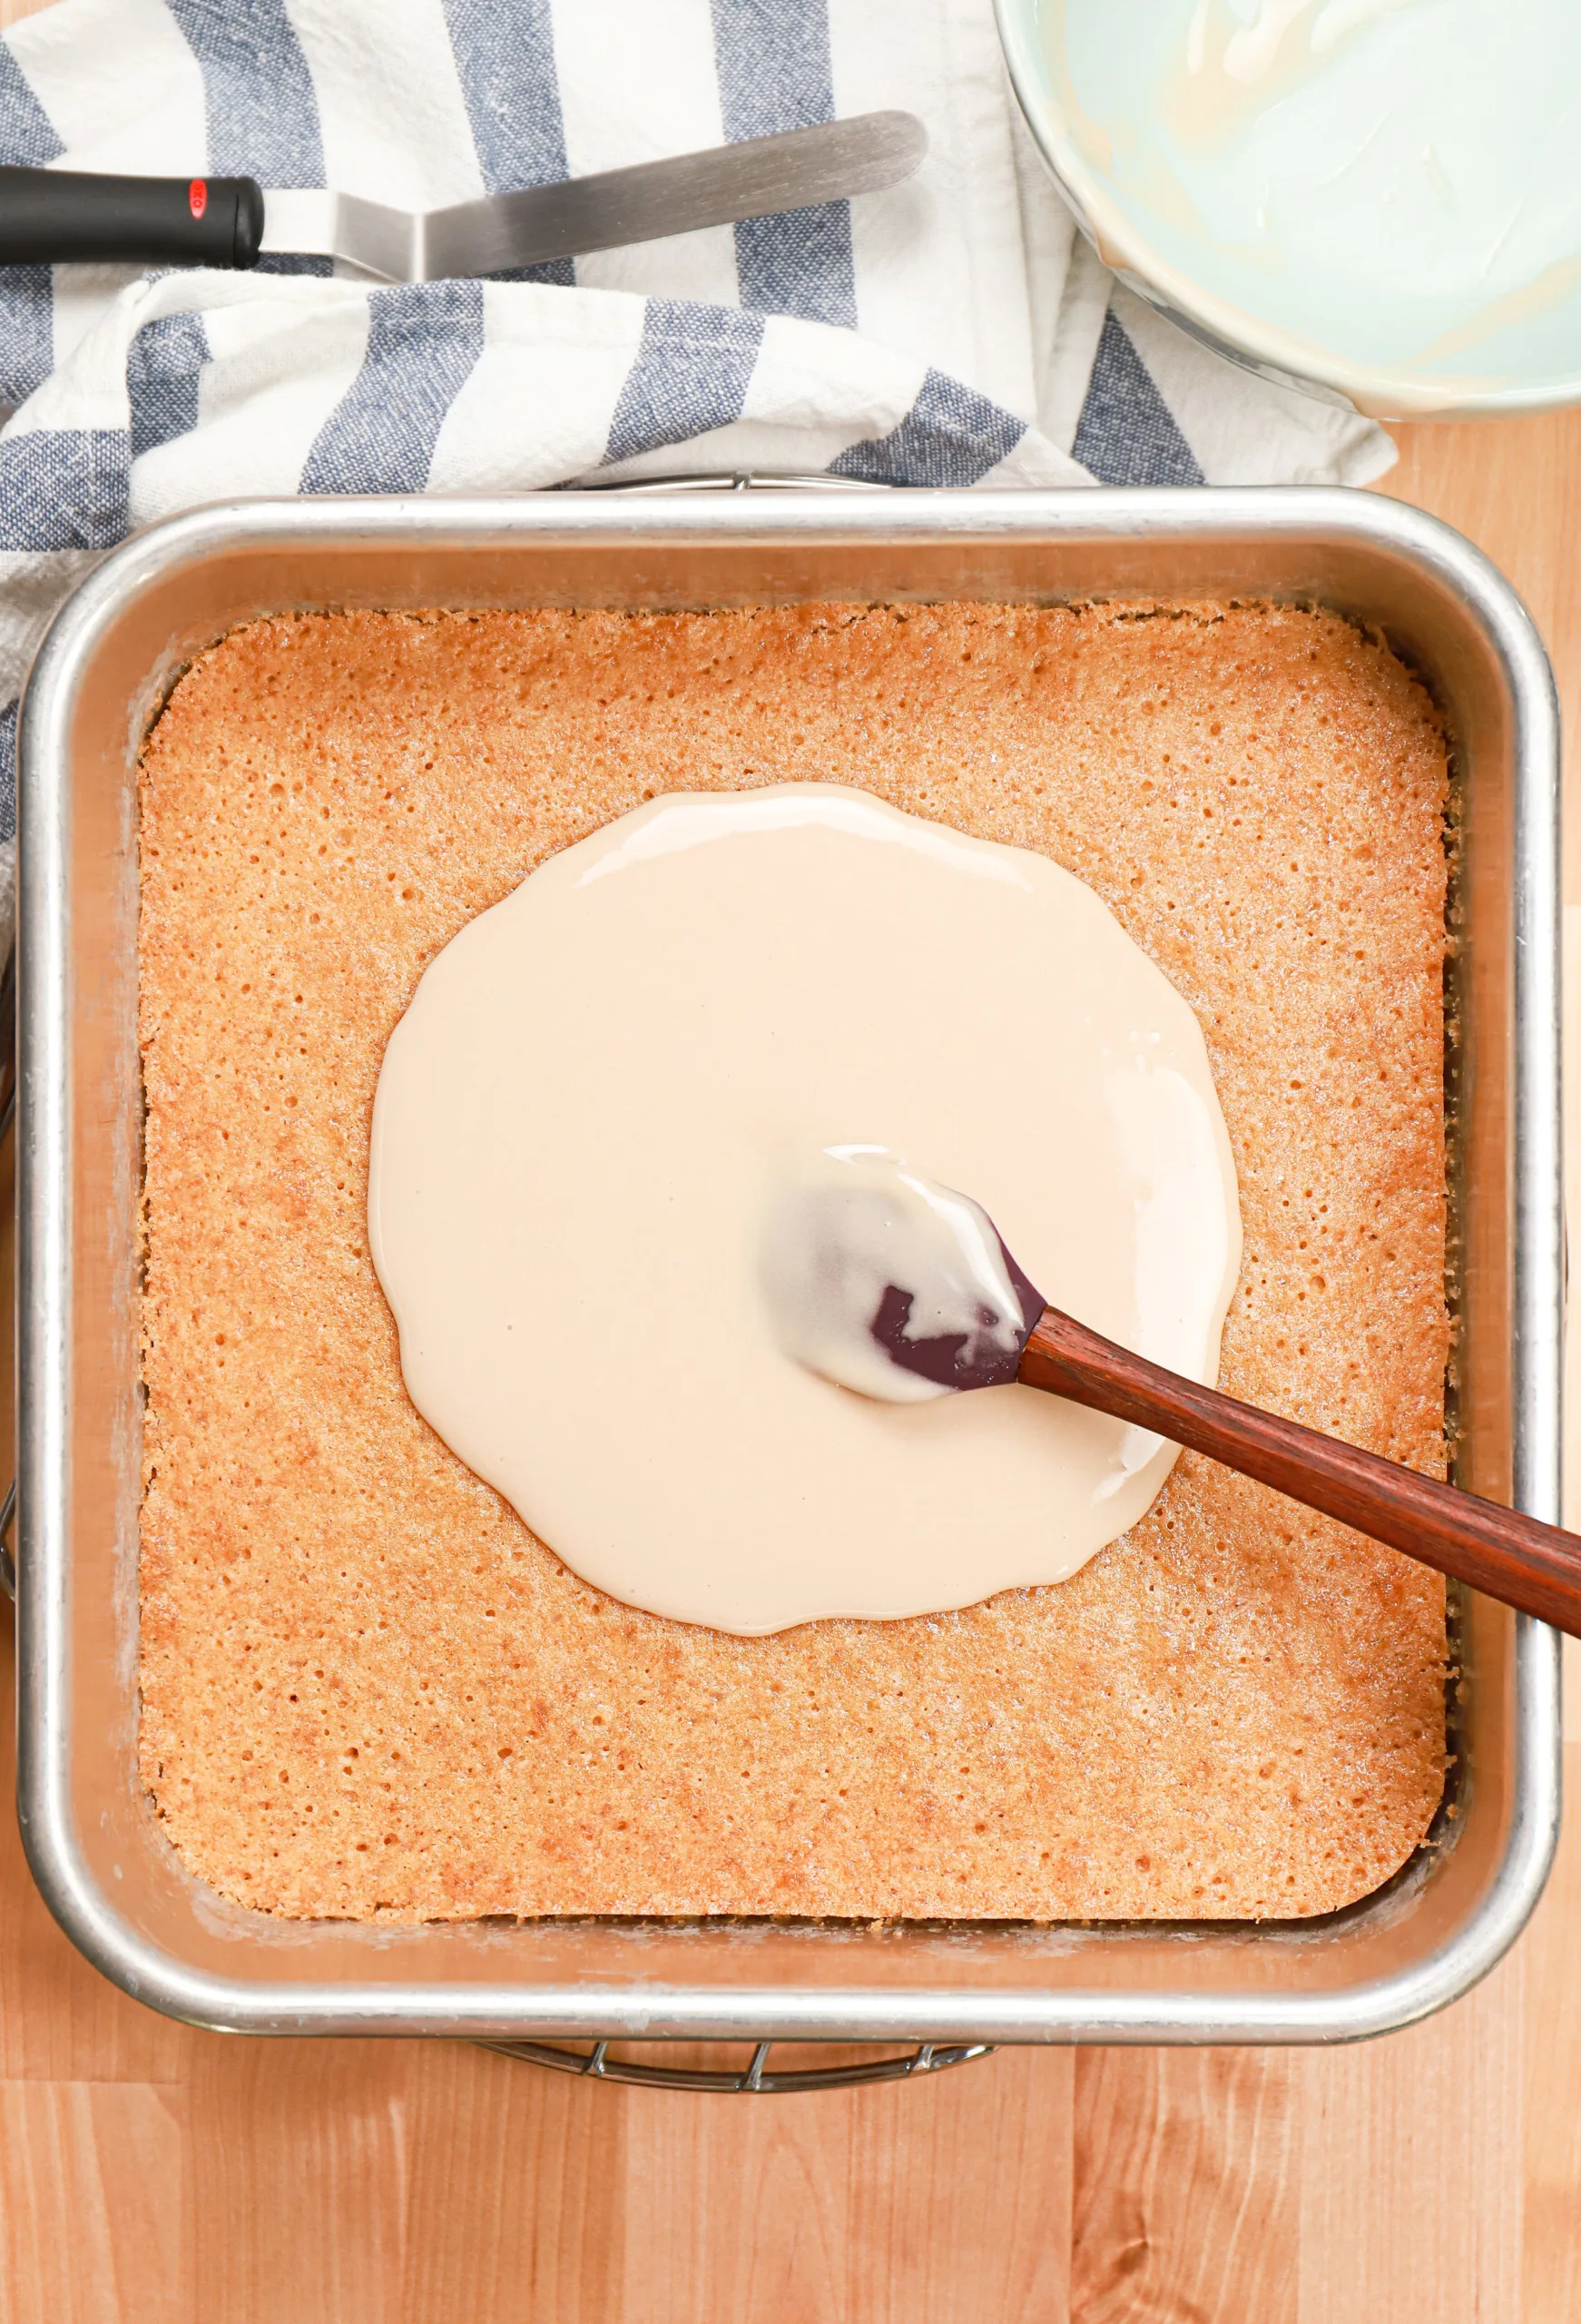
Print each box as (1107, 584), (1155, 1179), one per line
(0, 0), (1399, 884)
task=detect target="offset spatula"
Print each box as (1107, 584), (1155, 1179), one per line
(0, 111), (927, 282)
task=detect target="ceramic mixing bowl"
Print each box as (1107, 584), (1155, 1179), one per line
(995, 0), (1581, 420)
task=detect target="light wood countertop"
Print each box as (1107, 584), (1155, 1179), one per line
(0, 1), (1577, 2302)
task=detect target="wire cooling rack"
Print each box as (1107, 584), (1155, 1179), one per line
(477, 2038), (996, 2093)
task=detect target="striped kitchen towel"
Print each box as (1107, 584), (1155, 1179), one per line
(0, 0), (1398, 872)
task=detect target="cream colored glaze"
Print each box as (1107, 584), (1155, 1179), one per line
(368, 786), (1242, 1635)
(761, 1146), (1033, 1403)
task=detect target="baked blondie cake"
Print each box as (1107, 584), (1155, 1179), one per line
(137, 599), (1450, 1921)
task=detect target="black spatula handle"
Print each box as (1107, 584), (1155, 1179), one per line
(0, 166), (264, 267)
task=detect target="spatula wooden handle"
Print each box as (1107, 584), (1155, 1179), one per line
(1019, 1305), (1581, 1637)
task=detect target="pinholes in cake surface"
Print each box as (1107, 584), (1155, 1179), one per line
(137, 599), (1451, 1925)
(368, 783), (1242, 1633)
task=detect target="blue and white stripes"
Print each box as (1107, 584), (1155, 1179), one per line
(0, 42), (58, 166)
(30, 263), (1061, 520)
(0, 0), (1399, 852)
(604, 300), (765, 468)
(300, 280), (486, 492)
(442, 0), (574, 285)
(167, 0), (326, 187)
(712, 0), (855, 329)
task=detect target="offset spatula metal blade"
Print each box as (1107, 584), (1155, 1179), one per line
(0, 111), (923, 284)
(263, 112), (926, 281)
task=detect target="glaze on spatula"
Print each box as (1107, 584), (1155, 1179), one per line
(761, 1146), (1044, 1399)
(772, 1147), (1581, 1640)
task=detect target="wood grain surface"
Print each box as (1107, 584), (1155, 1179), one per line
(0, 0), (1578, 2294)
(1018, 1302), (1581, 1637)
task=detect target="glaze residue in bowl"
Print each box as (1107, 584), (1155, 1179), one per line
(1001, 0), (1581, 416)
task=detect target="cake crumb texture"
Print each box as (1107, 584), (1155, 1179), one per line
(138, 601), (1450, 1922)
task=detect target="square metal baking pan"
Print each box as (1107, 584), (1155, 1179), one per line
(15, 486), (1563, 2044)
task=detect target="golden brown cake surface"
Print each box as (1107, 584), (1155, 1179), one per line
(138, 600), (1449, 1922)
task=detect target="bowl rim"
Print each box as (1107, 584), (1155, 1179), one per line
(993, 0), (1581, 422)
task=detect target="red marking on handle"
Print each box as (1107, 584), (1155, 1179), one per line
(188, 179), (207, 221)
